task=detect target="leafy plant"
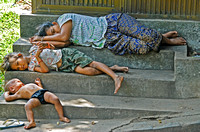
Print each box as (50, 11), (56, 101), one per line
(0, 0), (15, 4)
(0, 4), (20, 95)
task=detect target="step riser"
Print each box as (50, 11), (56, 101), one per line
(5, 71), (176, 98)
(20, 14), (200, 52)
(13, 39), (174, 70)
(0, 104), (176, 120)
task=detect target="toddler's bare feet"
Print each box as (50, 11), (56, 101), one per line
(24, 122), (36, 129)
(169, 37), (187, 45)
(163, 31), (178, 38)
(60, 117), (71, 123)
(114, 76), (124, 94)
(110, 65), (129, 73)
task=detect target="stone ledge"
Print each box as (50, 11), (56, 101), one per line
(20, 14), (200, 52)
(13, 38), (176, 70)
(0, 93), (181, 119)
(5, 69), (176, 98)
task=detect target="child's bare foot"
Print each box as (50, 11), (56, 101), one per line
(24, 122), (36, 129)
(60, 117), (71, 123)
(169, 37), (187, 45)
(114, 76), (124, 94)
(110, 65), (129, 73)
(35, 78), (42, 85)
(163, 31), (178, 38)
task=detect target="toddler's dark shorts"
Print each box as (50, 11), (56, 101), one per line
(31, 89), (49, 104)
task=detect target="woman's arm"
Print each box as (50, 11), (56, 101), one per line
(4, 91), (21, 102)
(30, 21), (72, 46)
(31, 40), (71, 48)
(43, 20), (72, 42)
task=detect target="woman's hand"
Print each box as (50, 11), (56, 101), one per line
(36, 42), (55, 49)
(29, 36), (43, 43)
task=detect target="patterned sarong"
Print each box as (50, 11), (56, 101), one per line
(104, 13), (162, 55)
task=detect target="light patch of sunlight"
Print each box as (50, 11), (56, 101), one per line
(61, 98), (95, 108)
(79, 120), (99, 125)
(40, 120), (99, 132)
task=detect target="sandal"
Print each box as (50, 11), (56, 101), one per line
(0, 119), (24, 130)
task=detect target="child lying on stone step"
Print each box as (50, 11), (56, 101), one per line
(4, 78), (71, 129)
(1, 43), (128, 94)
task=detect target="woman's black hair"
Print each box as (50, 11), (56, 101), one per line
(35, 22), (54, 36)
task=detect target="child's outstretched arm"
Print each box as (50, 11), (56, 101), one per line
(34, 78), (43, 88)
(4, 91), (21, 102)
(34, 46), (49, 73)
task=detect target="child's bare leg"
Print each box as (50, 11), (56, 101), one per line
(44, 92), (70, 123)
(75, 66), (103, 75)
(75, 61), (124, 94)
(162, 31), (178, 38)
(161, 36), (186, 45)
(35, 78), (43, 88)
(88, 61), (124, 94)
(75, 65), (128, 75)
(24, 99), (41, 129)
(110, 65), (129, 73)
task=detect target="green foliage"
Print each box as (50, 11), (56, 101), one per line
(0, 0), (15, 4)
(0, 5), (20, 95)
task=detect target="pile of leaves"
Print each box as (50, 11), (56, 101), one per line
(0, 4), (20, 95)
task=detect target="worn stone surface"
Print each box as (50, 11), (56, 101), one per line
(0, 94), (180, 120)
(13, 38), (175, 70)
(20, 14), (200, 52)
(175, 57), (200, 98)
(1, 96), (200, 131)
(5, 69), (175, 98)
(140, 19), (200, 52)
(3, 12), (200, 132)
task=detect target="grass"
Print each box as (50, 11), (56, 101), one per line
(0, 2), (20, 95)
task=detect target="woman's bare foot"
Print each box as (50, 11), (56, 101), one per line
(162, 31), (178, 38)
(169, 37), (187, 45)
(24, 122), (36, 129)
(60, 117), (71, 123)
(162, 36), (186, 45)
(114, 76), (124, 94)
(110, 65), (129, 73)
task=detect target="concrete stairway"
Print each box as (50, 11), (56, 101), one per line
(1, 13), (200, 131)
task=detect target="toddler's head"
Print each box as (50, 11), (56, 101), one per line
(5, 78), (24, 94)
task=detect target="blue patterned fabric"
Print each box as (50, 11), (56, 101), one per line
(104, 13), (162, 55)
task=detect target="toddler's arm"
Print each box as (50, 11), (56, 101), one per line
(35, 78), (43, 88)
(4, 91), (21, 102)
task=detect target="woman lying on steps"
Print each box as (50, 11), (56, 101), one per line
(1, 43), (128, 94)
(30, 13), (186, 55)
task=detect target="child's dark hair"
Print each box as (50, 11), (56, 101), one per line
(0, 52), (24, 72)
(35, 22), (54, 36)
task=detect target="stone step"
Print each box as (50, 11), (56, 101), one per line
(13, 38), (180, 70)
(5, 69), (176, 98)
(19, 14), (200, 52)
(0, 93), (181, 120)
(1, 96), (200, 131)
(1, 116), (200, 132)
